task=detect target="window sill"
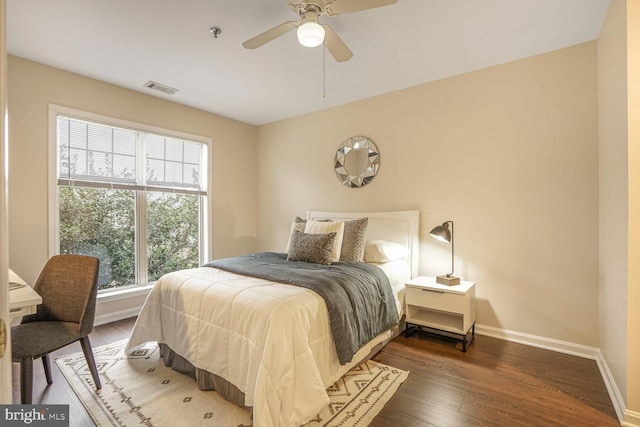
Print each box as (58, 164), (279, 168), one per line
(94, 284), (155, 326)
(97, 284), (155, 303)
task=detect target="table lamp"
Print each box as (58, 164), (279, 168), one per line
(429, 220), (460, 285)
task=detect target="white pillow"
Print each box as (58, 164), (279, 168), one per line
(304, 220), (345, 263)
(364, 240), (409, 263)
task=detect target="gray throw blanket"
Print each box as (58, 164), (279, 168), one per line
(205, 252), (399, 365)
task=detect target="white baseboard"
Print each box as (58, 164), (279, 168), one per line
(475, 324), (601, 359)
(594, 348), (629, 425)
(623, 409), (640, 427)
(476, 324), (637, 427)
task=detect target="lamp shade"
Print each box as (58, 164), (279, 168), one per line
(429, 220), (460, 285)
(429, 224), (451, 243)
(297, 22), (325, 47)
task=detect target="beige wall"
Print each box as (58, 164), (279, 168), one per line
(626, 0), (640, 418)
(257, 43), (600, 346)
(1, 0), (12, 403)
(598, 0), (629, 405)
(7, 56), (258, 285)
(598, 0), (640, 420)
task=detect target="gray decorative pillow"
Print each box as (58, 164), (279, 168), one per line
(340, 217), (368, 262)
(296, 216), (368, 262)
(286, 222), (306, 252)
(287, 230), (337, 265)
(287, 217), (330, 253)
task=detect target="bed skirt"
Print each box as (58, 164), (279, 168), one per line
(157, 323), (402, 412)
(158, 342), (249, 409)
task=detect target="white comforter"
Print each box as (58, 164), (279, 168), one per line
(125, 266), (401, 427)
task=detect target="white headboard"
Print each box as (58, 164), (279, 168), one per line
(307, 210), (420, 278)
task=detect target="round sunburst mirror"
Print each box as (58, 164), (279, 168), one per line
(334, 136), (380, 188)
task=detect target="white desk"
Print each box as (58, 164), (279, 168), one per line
(9, 285), (42, 321)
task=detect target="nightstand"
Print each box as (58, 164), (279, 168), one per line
(404, 276), (476, 351)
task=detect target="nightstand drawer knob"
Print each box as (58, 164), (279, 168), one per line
(422, 289), (445, 294)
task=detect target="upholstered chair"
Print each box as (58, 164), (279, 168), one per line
(11, 254), (101, 404)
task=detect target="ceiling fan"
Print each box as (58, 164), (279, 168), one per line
(242, 0), (398, 62)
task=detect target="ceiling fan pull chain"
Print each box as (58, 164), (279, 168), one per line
(323, 43), (326, 99)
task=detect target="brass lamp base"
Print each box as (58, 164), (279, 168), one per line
(436, 275), (460, 286)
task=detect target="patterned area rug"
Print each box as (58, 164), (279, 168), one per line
(56, 340), (408, 427)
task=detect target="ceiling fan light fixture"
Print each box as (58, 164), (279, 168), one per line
(297, 21), (325, 47)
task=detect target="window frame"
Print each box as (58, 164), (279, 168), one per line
(48, 104), (212, 292)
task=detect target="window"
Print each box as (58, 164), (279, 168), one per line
(50, 106), (209, 292)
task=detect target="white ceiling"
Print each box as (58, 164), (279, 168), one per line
(7, 0), (611, 126)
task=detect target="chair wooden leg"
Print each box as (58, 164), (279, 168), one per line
(20, 357), (33, 404)
(80, 336), (101, 389)
(42, 354), (53, 385)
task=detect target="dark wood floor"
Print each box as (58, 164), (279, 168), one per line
(12, 318), (620, 427)
(370, 330), (620, 427)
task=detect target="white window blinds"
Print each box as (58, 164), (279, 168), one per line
(57, 116), (206, 195)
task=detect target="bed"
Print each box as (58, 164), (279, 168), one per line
(125, 210), (419, 427)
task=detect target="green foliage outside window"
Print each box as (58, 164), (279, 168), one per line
(147, 192), (200, 282)
(59, 187), (135, 289)
(59, 187), (200, 290)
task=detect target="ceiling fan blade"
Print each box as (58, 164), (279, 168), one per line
(242, 21), (297, 49)
(324, 0), (398, 16)
(287, 1), (307, 15)
(323, 25), (353, 62)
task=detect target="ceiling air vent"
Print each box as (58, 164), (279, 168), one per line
(143, 81), (179, 95)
